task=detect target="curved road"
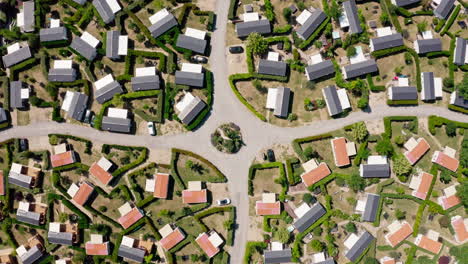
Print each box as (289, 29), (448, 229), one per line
(0, 1), (466, 263)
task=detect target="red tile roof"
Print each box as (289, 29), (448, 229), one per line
(332, 137), (350, 167)
(0, 171), (4, 196)
(440, 195), (461, 210)
(72, 182), (94, 206)
(51, 151), (76, 168)
(85, 242), (109, 255)
(154, 173), (169, 199)
(385, 222), (413, 247)
(118, 208), (144, 229)
(405, 138), (430, 165)
(413, 172), (433, 200)
(89, 163), (113, 185)
(382, 259), (396, 264)
(300, 163), (331, 187)
(160, 228), (185, 251)
(196, 233), (220, 258)
(255, 201), (281, 216)
(182, 189), (207, 204)
(452, 217), (468, 243)
(432, 151), (459, 172)
(416, 235), (442, 254)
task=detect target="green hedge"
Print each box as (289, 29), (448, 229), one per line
(292, 133), (333, 161)
(172, 148), (226, 182)
(228, 0), (239, 19)
(291, 211), (331, 261)
(228, 74), (267, 121)
(101, 145), (148, 178)
(248, 162), (287, 198)
(428, 115), (468, 135)
(9, 57), (39, 80)
(193, 206), (236, 245)
(84, 205), (121, 228)
(353, 141), (369, 166)
(440, 5), (461, 36)
(383, 116), (418, 138)
(244, 242), (268, 264)
(448, 104), (468, 114)
(371, 46), (407, 59)
(367, 74), (385, 92)
(298, 17), (330, 50)
(387, 100), (419, 105)
(285, 157), (301, 184)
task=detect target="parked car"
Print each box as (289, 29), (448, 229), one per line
(191, 55), (208, 64)
(83, 110), (93, 124)
(229, 46), (244, 54)
(147, 122), (156, 136)
(216, 198), (231, 206)
(90, 115), (96, 128)
(19, 139), (28, 152)
(266, 149), (275, 162)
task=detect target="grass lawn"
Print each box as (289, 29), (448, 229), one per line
(176, 154), (225, 184)
(105, 148), (142, 168)
(16, 111), (30, 126)
(252, 167), (282, 196)
(326, 182), (359, 215)
(200, 212), (231, 240)
(381, 198), (420, 227)
(375, 53), (415, 87)
(177, 216), (205, 238)
(175, 243), (204, 263)
(90, 194), (125, 221)
(432, 127), (462, 150)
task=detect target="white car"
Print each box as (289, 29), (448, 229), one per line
(147, 122), (155, 136)
(216, 198), (231, 206)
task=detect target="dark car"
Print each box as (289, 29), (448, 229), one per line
(266, 149), (275, 162)
(19, 139), (28, 152)
(83, 110), (93, 124)
(229, 46), (244, 54)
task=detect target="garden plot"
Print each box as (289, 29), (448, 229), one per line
(175, 154), (225, 184)
(252, 167), (282, 196)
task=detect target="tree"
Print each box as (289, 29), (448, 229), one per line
(344, 222), (357, 233)
(456, 181), (468, 209)
(346, 46), (357, 57)
(438, 215), (450, 228)
(136, 34), (145, 43)
(439, 169), (452, 184)
(375, 138), (394, 157)
(458, 72), (468, 100)
(303, 146), (319, 160)
(394, 135), (406, 146)
(395, 209), (406, 220)
(247, 32), (268, 55)
(273, 227), (290, 243)
(443, 77), (454, 90)
(450, 245), (468, 262)
(347, 174), (366, 192)
(303, 193), (313, 204)
(313, 226), (323, 236)
(328, 0), (342, 21)
(282, 8), (292, 21)
(287, 113), (298, 122)
(380, 13), (390, 26)
(392, 155), (412, 177)
(364, 258), (379, 264)
(309, 239), (324, 252)
(351, 122), (368, 142)
(414, 256), (431, 264)
(445, 122), (457, 137)
(305, 81), (316, 90)
(417, 21), (427, 33)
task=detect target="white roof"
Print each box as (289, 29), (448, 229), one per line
(302, 159), (318, 172)
(7, 43), (21, 54)
(54, 143), (67, 154)
(243, 12), (259, 22)
(17, 13), (25, 28)
(67, 183), (80, 198)
(54, 60), (72, 69)
(21, 89), (29, 100)
(181, 63), (202, 73)
(49, 222), (62, 233)
(346, 142), (356, 156)
(90, 234), (104, 244)
(368, 155), (387, 165)
(344, 233), (359, 249)
(118, 36), (128, 56)
(398, 77), (409, 86)
(149, 8), (170, 25)
(296, 10), (312, 25)
(294, 203), (311, 219)
(356, 199), (366, 213)
(18, 201), (30, 212)
(121, 236), (135, 247)
(404, 137), (418, 151)
(262, 193), (276, 203)
(266, 88), (278, 109)
(310, 54), (323, 65)
(188, 181), (202, 191)
(185, 28), (206, 40)
(443, 146), (456, 158)
(97, 157), (112, 171)
(16, 246), (27, 257)
(312, 252), (326, 262)
(388, 220), (403, 233)
(135, 67), (156, 77)
(422, 30), (433, 39)
(107, 108), (128, 119)
(11, 163), (23, 173)
(106, 0), (121, 13)
(145, 179), (155, 192)
(61, 91), (75, 112)
(337, 89), (351, 109)
(339, 13), (350, 28)
(271, 241), (283, 251)
(435, 77), (443, 98)
(208, 232), (224, 247)
(118, 202), (133, 216)
(409, 174), (422, 190)
(81, 32), (100, 48)
(376, 27), (393, 37)
(175, 92), (196, 112)
(94, 74), (115, 90)
(267, 52), (280, 61)
(159, 224), (174, 238)
(427, 230), (440, 241)
(332, 31), (340, 39)
(349, 46), (366, 64)
(444, 184), (459, 196)
(56, 259), (67, 264)
(50, 19), (61, 28)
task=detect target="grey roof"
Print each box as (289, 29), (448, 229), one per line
(454, 37), (466, 66)
(131, 75), (160, 91)
(362, 194), (380, 222)
(361, 164), (390, 178)
(296, 10), (327, 40)
(258, 60), (287, 77)
(10, 81), (26, 109)
(93, 0), (116, 24)
(70, 37), (97, 61)
(176, 34), (207, 54)
(118, 245), (146, 263)
(66, 92), (88, 121)
(101, 116), (132, 133)
(8, 171), (32, 189)
(451, 91), (468, 109)
(0, 108), (7, 123)
(178, 96), (206, 125)
(264, 249), (292, 264)
(343, 0), (362, 34)
(48, 232), (74, 245)
(371, 33), (404, 51)
(40, 27), (68, 42)
(175, 71), (204, 87)
(306, 60), (335, 81)
(293, 203), (326, 233)
(393, 0), (420, 7)
(95, 81), (123, 104)
(273, 87), (290, 118)
(415, 38), (442, 54)
(149, 14), (178, 38)
(390, 86), (418, 100)
(48, 68), (77, 82)
(434, 0), (455, 19)
(323, 85), (343, 116)
(2, 46), (32, 68)
(17, 209), (41, 226)
(343, 59), (378, 79)
(345, 231), (375, 261)
(20, 246), (43, 264)
(316, 260), (336, 264)
(422, 72), (435, 101)
(106, 30), (120, 59)
(73, 0), (87, 4)
(22, 1), (35, 32)
(236, 19), (272, 38)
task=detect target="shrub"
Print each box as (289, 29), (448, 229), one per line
(445, 122), (457, 137)
(438, 215), (450, 228)
(344, 222), (357, 233)
(392, 155), (412, 177)
(395, 209), (406, 220)
(309, 239), (324, 252)
(351, 122), (368, 142)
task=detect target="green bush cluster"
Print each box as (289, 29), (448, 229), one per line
(383, 116), (418, 138)
(428, 115), (468, 135)
(387, 99), (419, 105)
(244, 242), (268, 264)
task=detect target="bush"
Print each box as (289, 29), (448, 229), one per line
(445, 122), (457, 137)
(344, 222), (357, 233)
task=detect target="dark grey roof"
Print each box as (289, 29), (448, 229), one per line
(273, 87), (290, 118)
(392, 0), (420, 7)
(118, 245), (146, 263)
(70, 37), (97, 61)
(48, 232), (74, 245)
(345, 231), (375, 261)
(93, 0), (115, 24)
(422, 72), (435, 101)
(390, 86), (418, 100)
(305, 60), (335, 81)
(10, 81), (25, 109)
(434, 0), (455, 19)
(8, 171), (32, 189)
(362, 194), (380, 222)
(236, 19), (271, 38)
(323, 85), (343, 116)
(371, 33), (404, 51)
(343, 0), (362, 34)
(293, 203), (326, 233)
(131, 75), (160, 91)
(258, 60), (287, 77)
(452, 91), (468, 109)
(0, 108), (7, 123)
(296, 10), (327, 40)
(415, 38), (442, 54)
(149, 14), (178, 38)
(176, 34), (207, 54)
(66, 92), (88, 121)
(40, 27), (68, 42)
(48, 68), (77, 82)
(175, 71), (204, 87)
(95, 81), (123, 104)
(343, 59), (378, 79)
(454, 37), (466, 66)
(2, 46), (32, 68)
(73, 0), (87, 4)
(178, 96), (206, 125)
(316, 260), (336, 264)
(22, 1), (35, 32)
(361, 164), (390, 178)
(101, 116), (132, 133)
(264, 249), (292, 264)
(106, 30), (120, 59)
(20, 246), (43, 264)
(17, 209), (41, 226)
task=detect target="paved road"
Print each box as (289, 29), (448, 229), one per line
(0, 1), (466, 263)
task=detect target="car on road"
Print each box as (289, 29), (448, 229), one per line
(191, 55), (208, 64)
(216, 198), (231, 206)
(267, 149), (275, 162)
(229, 46), (243, 54)
(147, 122), (156, 136)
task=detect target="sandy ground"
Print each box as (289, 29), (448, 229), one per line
(30, 107), (52, 123)
(147, 148), (172, 165)
(28, 136), (51, 151)
(156, 120), (185, 136)
(196, 0), (217, 11)
(247, 216), (264, 241)
(366, 119), (385, 135)
(207, 182), (230, 203)
(254, 143), (296, 163)
(226, 44), (248, 75)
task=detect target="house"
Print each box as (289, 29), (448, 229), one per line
(148, 8), (178, 38)
(94, 74), (123, 104)
(8, 163), (41, 189)
(51, 143), (77, 168)
(118, 236), (153, 263)
(93, 0), (121, 24)
(176, 28), (208, 54)
(322, 85), (351, 116)
(195, 231), (223, 258)
(451, 215), (468, 243)
(296, 8), (327, 40)
(16, 201), (47, 226)
(266, 87), (291, 118)
(414, 230), (443, 254)
(145, 173), (170, 199)
(40, 19), (68, 43)
(453, 37), (467, 66)
(159, 224), (185, 251)
(388, 78), (418, 101)
(432, 147), (459, 171)
(9, 81), (30, 109)
(433, 0), (455, 19)
(106, 30), (128, 59)
(311, 252), (335, 264)
(342, 59), (379, 79)
(70, 32), (100, 61)
(256, 193), (281, 216)
(16, 236), (44, 264)
(344, 231), (375, 262)
(85, 234), (110, 256)
(131, 67), (161, 91)
(438, 184), (461, 210)
(17, 1), (35, 32)
(235, 12), (271, 37)
(61, 91), (88, 121)
(182, 181), (207, 204)
(300, 159), (331, 187)
(0, 171), (4, 196)
(175, 92), (207, 125)
(263, 242), (292, 264)
(414, 38), (442, 54)
(370, 29), (404, 52)
(67, 181), (94, 206)
(258, 52), (288, 77)
(380, 256), (403, 264)
(293, 203), (326, 232)
(0, 108), (7, 124)
(49, 60), (77, 82)
(175, 63), (205, 87)
(48, 222), (79, 245)
(340, 0), (362, 34)
(450, 91), (468, 109)
(89, 157), (113, 185)
(360, 156), (390, 178)
(102, 108), (132, 133)
(2, 43), (32, 68)
(409, 172), (434, 200)
(355, 193), (380, 222)
(391, 0), (420, 7)
(421, 72), (442, 101)
(305, 54), (335, 81)
(117, 202), (144, 229)
(331, 137), (356, 167)
(403, 137), (430, 165)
